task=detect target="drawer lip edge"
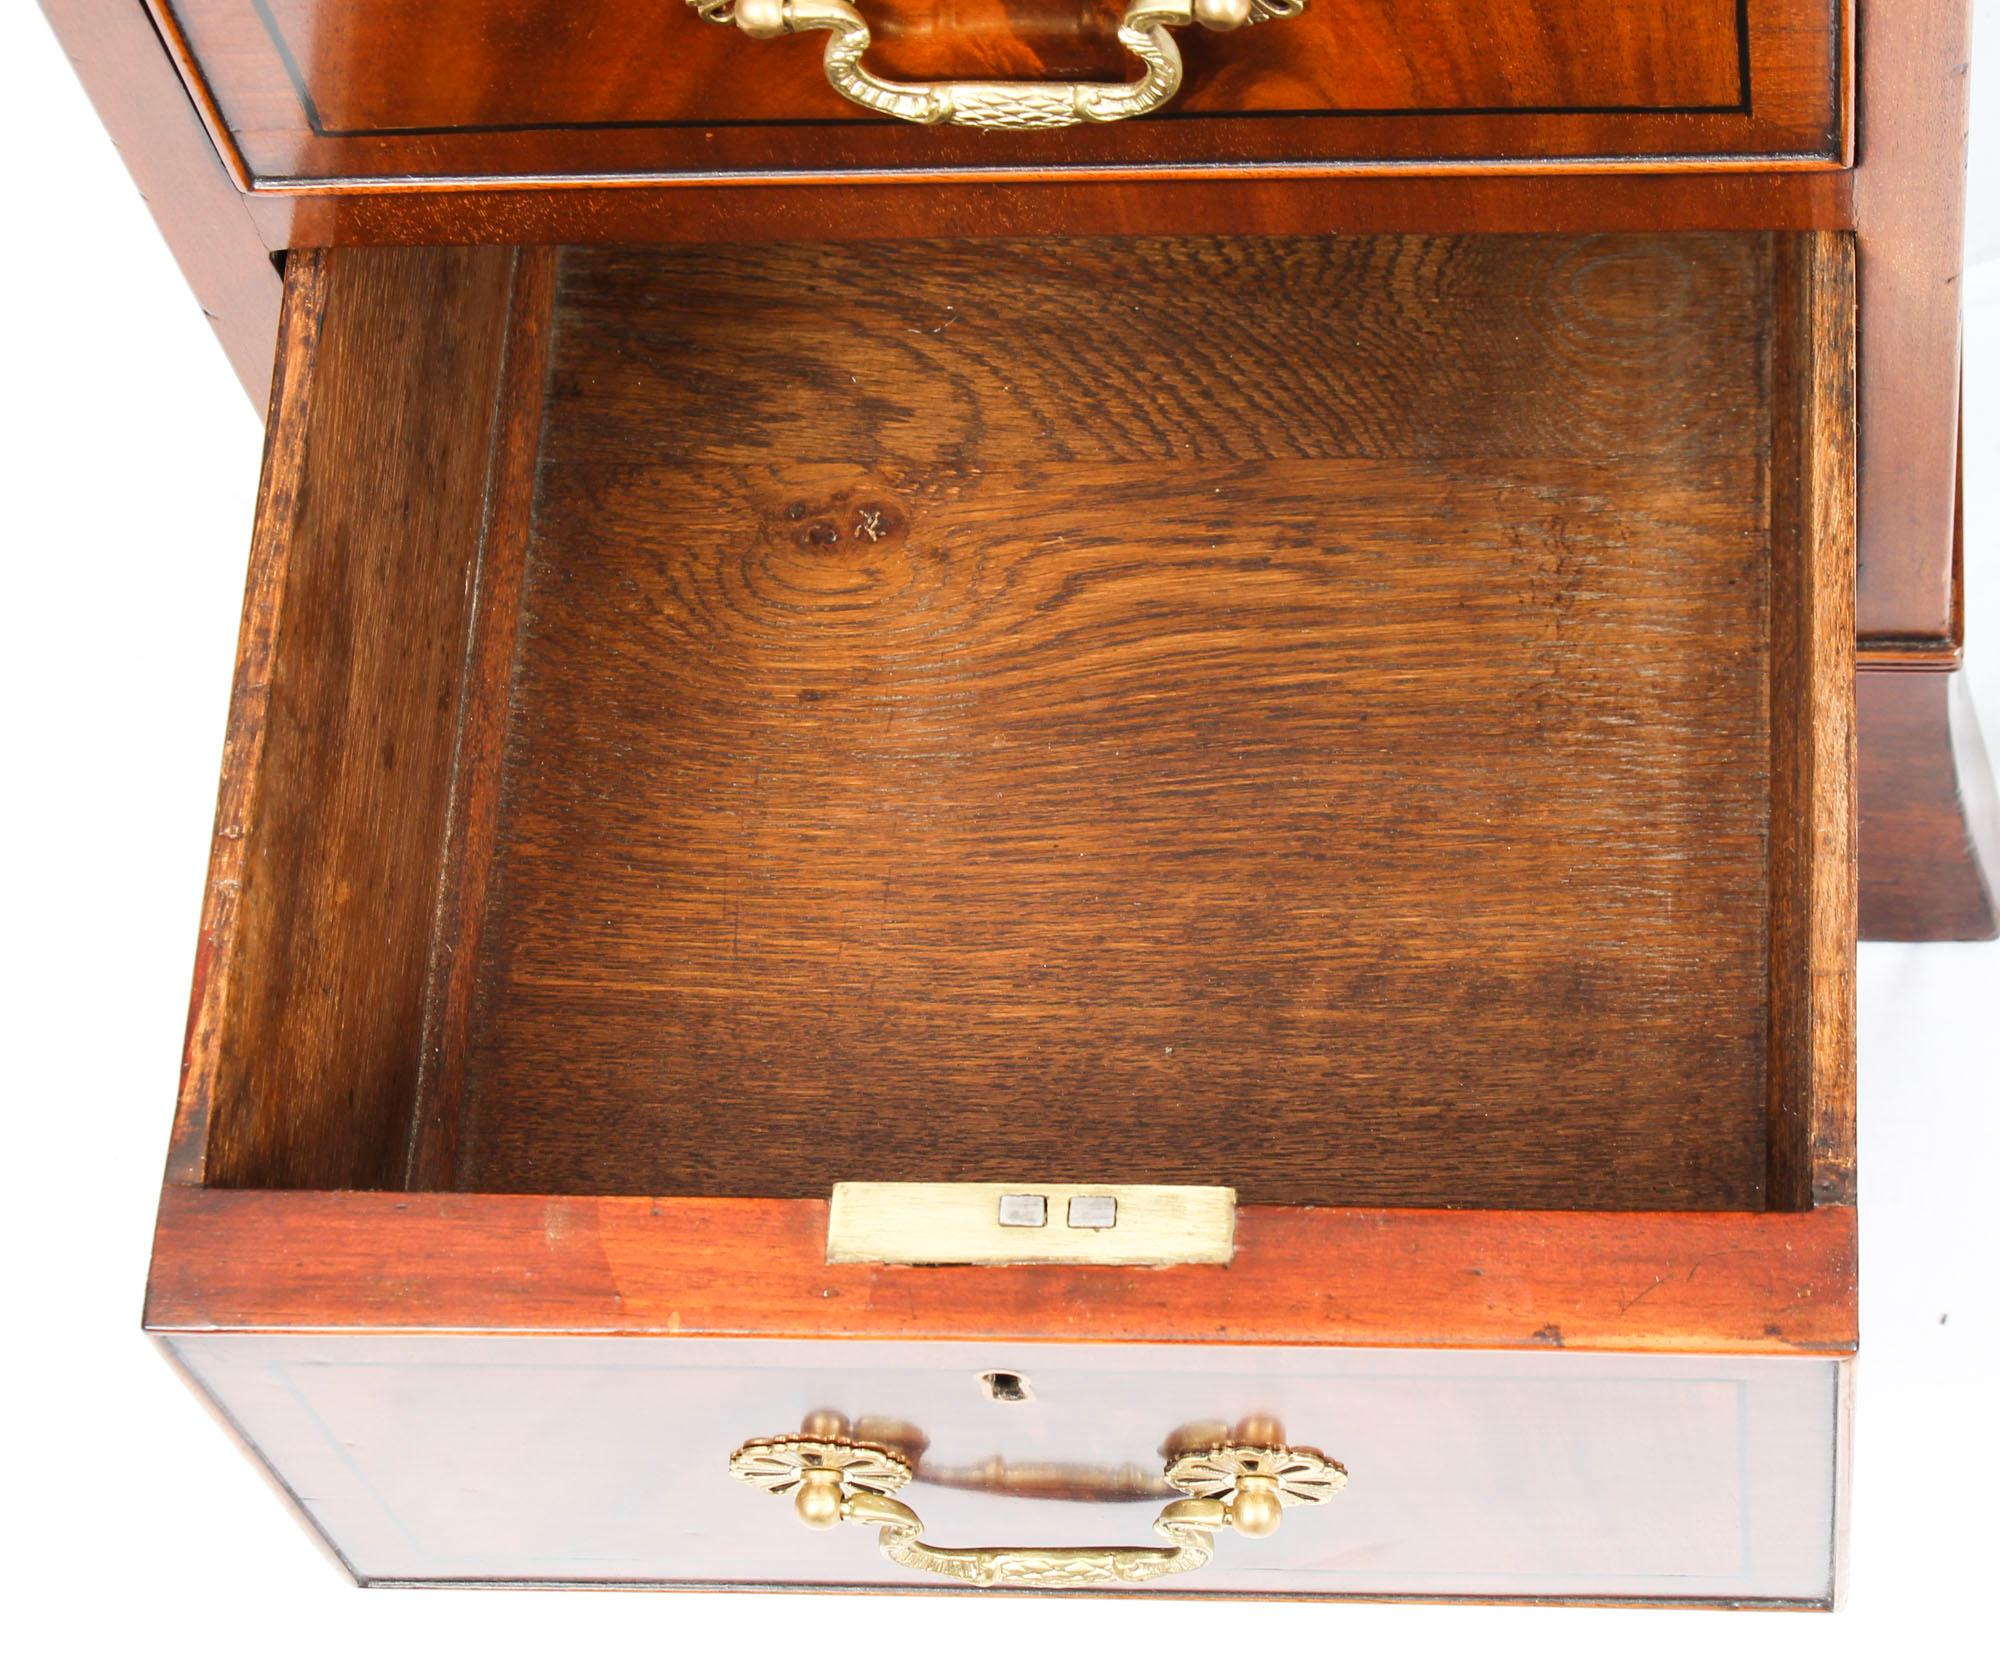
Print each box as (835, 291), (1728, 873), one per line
(145, 1188), (1858, 1356)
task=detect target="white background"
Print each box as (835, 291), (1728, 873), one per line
(5, 7), (1994, 1656)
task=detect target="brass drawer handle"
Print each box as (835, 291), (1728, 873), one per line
(729, 1426), (1345, 1588)
(688, 0), (1310, 131)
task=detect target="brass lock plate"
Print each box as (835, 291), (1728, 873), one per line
(825, 1182), (1236, 1267)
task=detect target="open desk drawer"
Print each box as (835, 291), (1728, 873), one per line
(149, 231), (1857, 1603)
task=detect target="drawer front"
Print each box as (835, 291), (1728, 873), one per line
(156, 0), (1846, 189)
(167, 1333), (1842, 1602)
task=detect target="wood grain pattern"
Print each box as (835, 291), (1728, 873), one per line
(39, 0), (280, 402)
(246, 0), (1753, 130)
(1842, 0), (1987, 936)
(166, 234), (1858, 1208)
(147, 1188), (1858, 1354)
(197, 243), (520, 1188)
(401, 247), (559, 1189)
(154, 0), (1843, 188)
(1857, 667), (2000, 940)
(161, 1327), (1845, 1600)
(448, 234), (1784, 1210)
(71, 0), (1963, 679)
(1766, 232), (1856, 1209)
(166, 245), (330, 1184)
(141, 235), (1862, 1598)
(251, 160), (1859, 254)
(58, 0), (1970, 942)
(1851, 0), (1969, 644)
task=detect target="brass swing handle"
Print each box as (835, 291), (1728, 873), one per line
(729, 1430), (1345, 1589)
(839, 1488), (1231, 1587)
(687, 0), (1311, 131)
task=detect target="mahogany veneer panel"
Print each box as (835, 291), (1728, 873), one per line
(161, 1330), (1843, 1599)
(154, 0), (1844, 187)
(1857, 668), (2000, 940)
(447, 234), (1780, 1208)
(150, 1191), (1858, 1351)
(40, 0), (279, 401)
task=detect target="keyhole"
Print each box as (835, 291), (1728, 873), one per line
(980, 1370), (1031, 1403)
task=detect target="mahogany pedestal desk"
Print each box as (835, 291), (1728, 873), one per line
(46, 0), (1997, 1603)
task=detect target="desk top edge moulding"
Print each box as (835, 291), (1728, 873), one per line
(28, 0), (1992, 1611)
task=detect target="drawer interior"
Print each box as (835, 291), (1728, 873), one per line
(194, 232), (1852, 1211)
